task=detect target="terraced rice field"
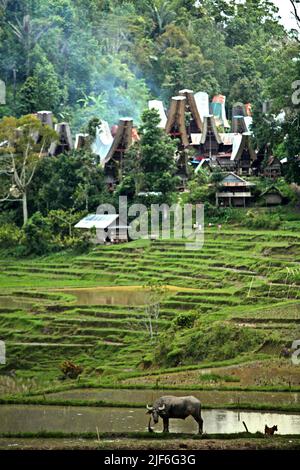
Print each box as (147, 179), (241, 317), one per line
(1, 227), (300, 385)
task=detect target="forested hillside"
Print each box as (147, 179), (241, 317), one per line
(0, 0), (299, 151)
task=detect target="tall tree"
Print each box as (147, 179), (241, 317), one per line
(118, 109), (178, 203)
(0, 114), (57, 224)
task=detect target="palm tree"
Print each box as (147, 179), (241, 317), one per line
(145, 0), (176, 37)
(8, 15), (52, 77)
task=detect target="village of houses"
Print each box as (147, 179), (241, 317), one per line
(32, 89), (286, 242)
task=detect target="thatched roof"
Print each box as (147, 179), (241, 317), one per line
(148, 100), (167, 128)
(265, 156), (282, 168)
(261, 185), (284, 198)
(200, 116), (222, 145)
(231, 133), (256, 161)
(37, 111), (53, 128)
(165, 96), (189, 147)
(104, 118), (133, 165)
(179, 89), (203, 132)
(49, 122), (73, 156)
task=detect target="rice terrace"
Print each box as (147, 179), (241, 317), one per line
(0, 0), (300, 455)
(1, 226), (300, 450)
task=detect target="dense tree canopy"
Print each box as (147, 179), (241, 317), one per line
(0, 1), (298, 123)
(0, 0), (299, 229)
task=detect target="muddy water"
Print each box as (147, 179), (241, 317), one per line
(47, 388), (300, 408)
(0, 405), (299, 435)
(0, 296), (34, 310)
(61, 288), (151, 306)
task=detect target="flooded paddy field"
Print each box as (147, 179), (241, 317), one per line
(0, 296), (35, 310)
(0, 405), (299, 435)
(59, 287), (151, 306)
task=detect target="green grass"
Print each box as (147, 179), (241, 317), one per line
(0, 431), (273, 440)
(1, 397), (300, 413)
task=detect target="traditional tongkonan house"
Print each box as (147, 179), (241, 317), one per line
(178, 89), (203, 135)
(175, 151), (191, 191)
(75, 133), (90, 151)
(148, 100), (167, 129)
(192, 114), (232, 169)
(49, 122), (74, 156)
(215, 133), (236, 171)
(103, 118), (136, 191)
(165, 96), (191, 188)
(210, 95), (230, 129)
(165, 96), (190, 149)
(35, 111), (54, 151)
(215, 172), (255, 208)
(230, 133), (256, 175)
(232, 102), (248, 133)
(200, 115), (222, 158)
(263, 156), (282, 179)
(37, 111), (53, 128)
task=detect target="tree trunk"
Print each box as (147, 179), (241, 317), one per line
(22, 191), (28, 225)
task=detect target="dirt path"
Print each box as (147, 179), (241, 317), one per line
(1, 437), (300, 450)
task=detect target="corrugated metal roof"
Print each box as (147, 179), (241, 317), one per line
(75, 214), (118, 229)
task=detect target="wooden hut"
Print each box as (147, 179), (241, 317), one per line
(216, 172), (255, 208)
(260, 186), (284, 206)
(75, 214), (129, 244)
(264, 156), (282, 179)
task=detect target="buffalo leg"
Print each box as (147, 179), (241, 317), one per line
(194, 415), (203, 434)
(163, 417), (169, 433)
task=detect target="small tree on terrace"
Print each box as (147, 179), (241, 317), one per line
(142, 281), (167, 342)
(0, 115), (57, 225)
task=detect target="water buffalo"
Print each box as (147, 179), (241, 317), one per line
(146, 395), (203, 434)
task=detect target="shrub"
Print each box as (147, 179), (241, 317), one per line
(23, 212), (53, 255)
(0, 223), (23, 250)
(60, 360), (83, 379)
(19, 210), (92, 256)
(155, 323), (265, 367)
(243, 212), (281, 230)
(173, 313), (197, 329)
(140, 353), (154, 369)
